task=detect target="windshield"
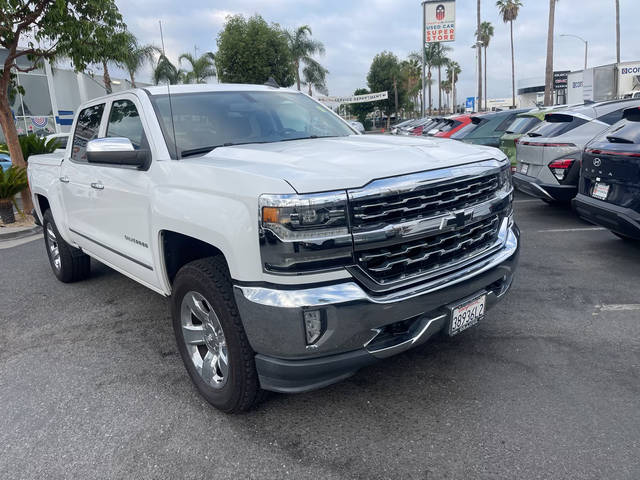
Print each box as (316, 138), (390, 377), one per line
(150, 91), (354, 158)
(505, 116), (540, 134)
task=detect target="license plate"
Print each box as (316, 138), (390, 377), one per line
(592, 182), (610, 201)
(449, 295), (486, 336)
(521, 163), (529, 175)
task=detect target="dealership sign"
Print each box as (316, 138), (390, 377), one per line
(317, 91), (388, 104)
(553, 71), (570, 90)
(424, 0), (456, 44)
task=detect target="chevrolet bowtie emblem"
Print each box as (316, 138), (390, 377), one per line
(442, 209), (474, 229)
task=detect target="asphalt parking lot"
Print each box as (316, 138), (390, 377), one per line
(1, 192), (639, 480)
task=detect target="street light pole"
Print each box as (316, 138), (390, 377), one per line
(560, 34), (588, 71)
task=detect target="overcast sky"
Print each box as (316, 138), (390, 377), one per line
(114, 0), (640, 102)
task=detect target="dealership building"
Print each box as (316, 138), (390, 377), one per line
(0, 48), (141, 144)
(517, 61), (640, 108)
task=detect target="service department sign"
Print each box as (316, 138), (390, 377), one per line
(317, 91), (388, 104)
(424, 0), (456, 44)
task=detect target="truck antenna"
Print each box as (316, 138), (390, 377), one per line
(159, 20), (180, 160)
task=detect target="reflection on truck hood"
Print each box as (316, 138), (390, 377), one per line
(197, 135), (504, 193)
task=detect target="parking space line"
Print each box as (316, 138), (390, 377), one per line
(599, 304), (640, 312)
(536, 227), (606, 233)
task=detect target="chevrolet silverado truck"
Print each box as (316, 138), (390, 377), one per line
(28, 84), (520, 412)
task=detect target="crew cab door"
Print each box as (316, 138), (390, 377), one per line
(60, 101), (107, 247)
(81, 94), (159, 288)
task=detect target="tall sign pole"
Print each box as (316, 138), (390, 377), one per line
(422, 1), (426, 117)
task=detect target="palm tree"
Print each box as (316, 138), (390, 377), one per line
(447, 61), (461, 114)
(302, 60), (329, 96)
(178, 52), (216, 84)
(433, 44), (451, 114)
(497, 0), (523, 108)
(403, 52), (423, 115)
(285, 25), (326, 91)
(424, 43), (439, 115)
(153, 55), (185, 85)
(477, 22), (494, 111)
(544, 0), (558, 105)
(441, 80), (452, 113)
(477, 0), (483, 111)
(120, 32), (160, 88)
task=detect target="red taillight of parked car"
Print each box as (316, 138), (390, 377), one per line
(585, 148), (640, 158)
(548, 159), (574, 181)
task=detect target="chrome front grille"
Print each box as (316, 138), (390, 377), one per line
(350, 174), (499, 231)
(347, 160), (511, 290)
(356, 215), (501, 285)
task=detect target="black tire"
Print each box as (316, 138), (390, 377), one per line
(171, 256), (262, 413)
(42, 209), (91, 283)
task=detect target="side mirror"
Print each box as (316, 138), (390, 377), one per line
(86, 138), (151, 170)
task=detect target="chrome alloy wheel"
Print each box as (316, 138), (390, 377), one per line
(180, 291), (229, 389)
(46, 224), (61, 271)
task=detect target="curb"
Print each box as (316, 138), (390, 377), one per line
(0, 225), (42, 241)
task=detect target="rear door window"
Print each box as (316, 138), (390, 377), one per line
(71, 104), (105, 162)
(527, 114), (588, 138)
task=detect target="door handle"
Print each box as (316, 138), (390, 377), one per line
(90, 182), (104, 190)
(59, 176), (70, 183)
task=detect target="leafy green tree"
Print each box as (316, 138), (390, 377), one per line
(120, 32), (160, 88)
(302, 60), (328, 96)
(0, 0), (125, 212)
(216, 15), (294, 87)
(179, 52), (216, 84)
(348, 88), (375, 127)
(285, 25), (325, 91)
(367, 52), (406, 129)
(497, 0), (523, 107)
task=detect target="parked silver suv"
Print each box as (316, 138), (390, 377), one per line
(513, 99), (640, 203)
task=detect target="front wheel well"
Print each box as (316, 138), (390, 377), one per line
(161, 231), (227, 285)
(35, 194), (50, 217)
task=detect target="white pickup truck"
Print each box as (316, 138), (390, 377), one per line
(28, 84), (520, 412)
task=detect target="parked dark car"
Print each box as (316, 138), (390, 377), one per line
(513, 99), (640, 204)
(574, 107), (640, 240)
(452, 109), (531, 148)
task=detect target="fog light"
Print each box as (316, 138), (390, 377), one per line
(303, 310), (324, 345)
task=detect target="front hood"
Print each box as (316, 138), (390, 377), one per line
(199, 135), (505, 192)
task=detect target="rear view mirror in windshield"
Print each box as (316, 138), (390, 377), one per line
(527, 114), (588, 138)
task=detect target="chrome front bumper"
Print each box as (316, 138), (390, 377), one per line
(234, 224), (520, 393)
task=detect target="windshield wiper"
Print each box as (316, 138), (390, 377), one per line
(527, 132), (543, 137)
(180, 144), (230, 158)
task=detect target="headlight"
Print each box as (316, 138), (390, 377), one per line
(259, 192), (353, 274)
(260, 191), (349, 240)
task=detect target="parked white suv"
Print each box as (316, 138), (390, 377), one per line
(28, 84), (519, 412)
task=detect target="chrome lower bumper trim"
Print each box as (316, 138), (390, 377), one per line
(237, 225), (519, 308)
